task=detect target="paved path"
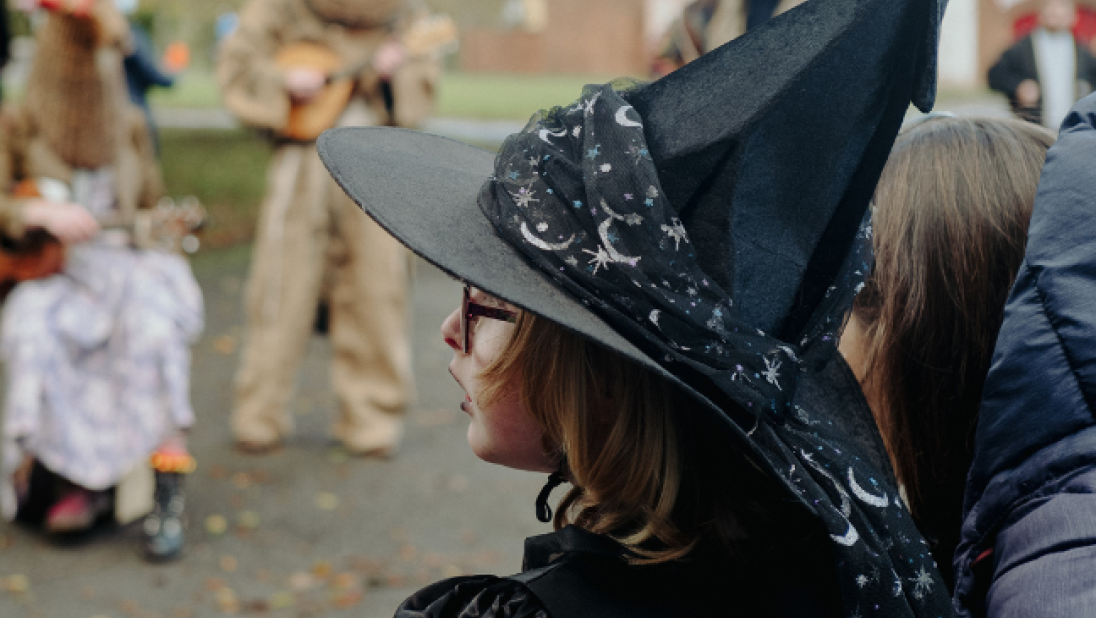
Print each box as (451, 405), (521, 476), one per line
(0, 247), (546, 618)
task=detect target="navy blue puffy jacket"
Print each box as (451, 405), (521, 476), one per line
(954, 92), (1096, 617)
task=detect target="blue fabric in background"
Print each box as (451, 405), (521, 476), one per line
(123, 23), (175, 154)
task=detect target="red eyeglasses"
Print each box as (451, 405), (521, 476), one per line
(461, 285), (518, 353)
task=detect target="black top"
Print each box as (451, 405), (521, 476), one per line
(395, 526), (843, 618)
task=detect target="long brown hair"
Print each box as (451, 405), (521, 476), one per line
(852, 116), (1054, 584)
(478, 311), (772, 564)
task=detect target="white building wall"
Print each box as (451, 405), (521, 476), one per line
(938, 0), (981, 87)
(645, 0), (693, 48)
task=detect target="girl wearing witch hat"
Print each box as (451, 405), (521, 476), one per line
(317, 0), (954, 615)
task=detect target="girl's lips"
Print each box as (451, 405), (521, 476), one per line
(460, 394), (472, 414)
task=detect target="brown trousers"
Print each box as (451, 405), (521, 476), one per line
(232, 117), (412, 452)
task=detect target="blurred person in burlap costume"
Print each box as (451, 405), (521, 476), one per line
(218, 0), (441, 456)
(0, 0), (204, 562)
(651, 0), (808, 76)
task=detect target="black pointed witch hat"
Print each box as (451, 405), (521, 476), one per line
(319, 0), (954, 615)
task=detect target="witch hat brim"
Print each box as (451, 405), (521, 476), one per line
(319, 127), (683, 386)
(319, 0), (943, 396)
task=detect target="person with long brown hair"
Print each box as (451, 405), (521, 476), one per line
(840, 115), (1055, 587)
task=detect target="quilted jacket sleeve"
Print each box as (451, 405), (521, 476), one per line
(954, 92), (1096, 618)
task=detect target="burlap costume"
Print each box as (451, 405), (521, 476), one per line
(0, 5), (161, 234)
(653, 0), (807, 74)
(0, 7), (203, 522)
(218, 0), (439, 453)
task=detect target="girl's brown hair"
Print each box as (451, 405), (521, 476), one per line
(852, 116), (1054, 584)
(477, 311), (766, 564)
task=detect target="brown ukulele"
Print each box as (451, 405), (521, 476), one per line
(0, 181), (207, 299)
(275, 13), (458, 142)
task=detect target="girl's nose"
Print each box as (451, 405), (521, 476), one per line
(441, 305), (462, 352)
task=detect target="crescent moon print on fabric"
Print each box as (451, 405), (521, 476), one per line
(596, 200), (643, 267)
(615, 105), (643, 128)
(831, 521), (861, 547)
(520, 223), (577, 251)
(650, 309), (661, 326)
(848, 468), (890, 508)
(802, 450), (851, 517)
(538, 127), (568, 145)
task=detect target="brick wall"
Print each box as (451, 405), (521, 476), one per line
(459, 0), (648, 75)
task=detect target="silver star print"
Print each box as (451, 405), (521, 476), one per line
(909, 567), (934, 600)
(623, 213), (643, 226)
(763, 356), (782, 390)
(582, 246), (612, 275)
(660, 219), (688, 250)
(510, 187), (539, 208)
(583, 92), (601, 116)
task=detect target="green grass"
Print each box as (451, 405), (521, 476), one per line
(159, 128), (271, 248)
(148, 70), (224, 109)
(436, 72), (620, 119)
(157, 128), (502, 250)
(148, 69), (619, 120)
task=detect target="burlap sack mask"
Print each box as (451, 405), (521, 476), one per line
(304, 0), (409, 28)
(23, 1), (130, 169)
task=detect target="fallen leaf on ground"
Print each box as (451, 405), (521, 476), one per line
(205, 515), (228, 536)
(237, 511), (260, 530)
(442, 565), (463, 578)
(219, 555), (238, 572)
(332, 572), (360, 590)
(269, 590), (294, 609)
(231, 472), (251, 489)
(287, 571), (317, 592)
(312, 561), (334, 578)
(316, 492), (340, 511)
(208, 465), (229, 480)
(399, 544), (418, 562)
(214, 586), (239, 613)
(2, 574), (29, 593)
(241, 599), (269, 613)
(332, 589), (364, 608)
